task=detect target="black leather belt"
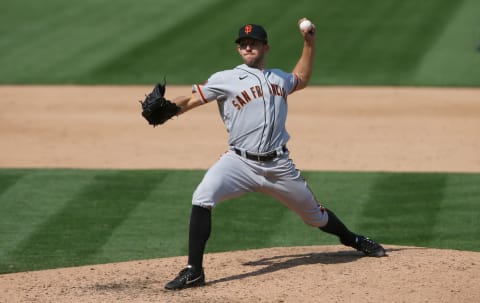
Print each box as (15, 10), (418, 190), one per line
(234, 145), (287, 162)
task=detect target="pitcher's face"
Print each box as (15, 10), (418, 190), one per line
(237, 39), (270, 69)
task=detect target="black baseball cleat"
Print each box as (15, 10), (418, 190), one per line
(164, 265), (206, 290)
(353, 235), (387, 257)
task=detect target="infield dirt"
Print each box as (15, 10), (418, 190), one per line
(1, 86), (479, 302)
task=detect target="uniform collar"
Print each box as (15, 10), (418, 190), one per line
(236, 64), (264, 72)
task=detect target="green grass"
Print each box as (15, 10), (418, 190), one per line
(1, 0), (479, 86)
(1, 169), (479, 273)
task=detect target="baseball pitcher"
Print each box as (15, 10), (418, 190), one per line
(140, 18), (386, 291)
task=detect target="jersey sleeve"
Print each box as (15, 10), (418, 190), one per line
(289, 73), (301, 94)
(272, 69), (300, 95)
(192, 72), (229, 104)
(285, 71), (300, 94)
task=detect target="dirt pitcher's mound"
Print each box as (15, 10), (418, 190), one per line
(1, 245), (479, 303)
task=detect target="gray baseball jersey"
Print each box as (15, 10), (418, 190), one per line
(191, 63), (328, 227)
(193, 64), (298, 153)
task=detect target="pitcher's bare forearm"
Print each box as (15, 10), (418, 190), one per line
(172, 93), (204, 114)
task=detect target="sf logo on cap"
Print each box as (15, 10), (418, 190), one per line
(244, 25), (253, 34)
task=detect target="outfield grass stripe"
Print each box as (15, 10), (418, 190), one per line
(0, 0), (221, 84)
(412, 0), (480, 86)
(2, 170), (479, 273)
(0, 170), (162, 273)
(0, 170), (95, 266)
(316, 0), (463, 85)
(429, 173), (480, 250)
(358, 173), (447, 246)
(1, 0), (478, 85)
(208, 194), (305, 253)
(0, 169), (26, 196)
(88, 170), (205, 263)
(86, 0), (231, 84)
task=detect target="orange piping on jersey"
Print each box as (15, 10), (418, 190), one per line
(195, 84), (208, 103)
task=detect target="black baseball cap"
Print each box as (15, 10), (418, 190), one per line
(235, 24), (268, 43)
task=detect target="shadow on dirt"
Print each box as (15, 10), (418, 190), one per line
(207, 246), (416, 286)
(208, 249), (369, 286)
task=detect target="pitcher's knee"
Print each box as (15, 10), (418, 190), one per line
(303, 216), (328, 227)
(303, 218), (326, 228)
(302, 212), (328, 227)
(192, 200), (215, 209)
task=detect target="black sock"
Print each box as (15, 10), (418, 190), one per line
(319, 208), (357, 247)
(187, 205), (212, 269)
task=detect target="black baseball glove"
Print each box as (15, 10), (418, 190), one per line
(140, 80), (180, 126)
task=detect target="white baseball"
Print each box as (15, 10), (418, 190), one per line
(299, 19), (312, 32)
